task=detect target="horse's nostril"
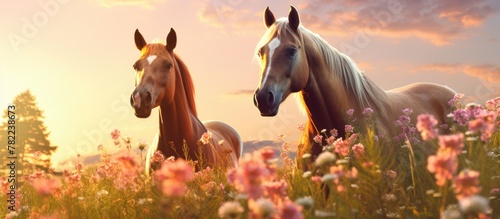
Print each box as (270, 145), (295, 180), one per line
(145, 92), (152, 106)
(267, 91), (274, 106)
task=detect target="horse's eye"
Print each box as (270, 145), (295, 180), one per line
(286, 47), (297, 58)
(163, 63), (173, 71)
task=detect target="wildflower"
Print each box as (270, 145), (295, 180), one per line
(450, 109), (470, 126)
(302, 171), (312, 178)
(362, 107), (373, 117)
(315, 151), (336, 167)
(200, 131), (212, 145)
(416, 114), (438, 140)
(5, 211), (18, 219)
(152, 150), (165, 163)
(333, 138), (350, 157)
(468, 111), (496, 141)
(137, 139), (147, 150)
(218, 201), (244, 219)
(325, 136), (335, 145)
(438, 133), (464, 156)
(441, 205), (462, 219)
(297, 124), (305, 131)
(97, 144), (103, 151)
(280, 200), (304, 219)
(458, 195), (490, 214)
(402, 108), (413, 116)
(259, 146), (275, 161)
(155, 159), (194, 182)
(295, 196), (314, 210)
(277, 133), (287, 141)
(321, 174), (338, 183)
(96, 190), (109, 199)
(330, 129), (338, 138)
(352, 143), (365, 159)
(453, 169), (481, 200)
(395, 115), (410, 126)
(345, 125), (354, 133)
(311, 176), (322, 184)
(250, 198), (276, 218)
(448, 93), (464, 107)
(160, 180), (188, 197)
(313, 134), (323, 144)
(382, 193), (397, 202)
(427, 152), (457, 186)
(346, 109), (354, 117)
(31, 177), (61, 196)
(263, 179), (287, 203)
(282, 142), (291, 151)
(111, 129), (121, 140)
(386, 170), (397, 179)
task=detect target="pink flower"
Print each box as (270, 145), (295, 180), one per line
(352, 143), (365, 159)
(263, 179), (287, 203)
(453, 169), (481, 200)
(31, 177), (61, 196)
(297, 124), (305, 131)
(468, 111), (496, 141)
(345, 125), (354, 133)
(402, 108), (413, 116)
(279, 200), (304, 219)
(325, 136), (336, 145)
(97, 144), (103, 151)
(427, 152), (457, 186)
(386, 170), (397, 179)
(111, 129), (121, 140)
(416, 114), (439, 140)
(438, 133), (464, 156)
(333, 138), (350, 157)
(330, 129), (338, 138)
(362, 107), (373, 117)
(448, 93), (464, 107)
(160, 179), (188, 197)
(200, 131), (212, 145)
(155, 159), (194, 182)
(313, 134), (323, 144)
(277, 133), (287, 141)
(451, 109), (470, 126)
(346, 109), (354, 117)
(152, 150), (165, 163)
(260, 146), (275, 161)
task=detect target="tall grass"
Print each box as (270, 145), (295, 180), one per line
(2, 95), (499, 218)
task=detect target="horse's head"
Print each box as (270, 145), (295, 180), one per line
(253, 6), (310, 116)
(130, 28), (177, 118)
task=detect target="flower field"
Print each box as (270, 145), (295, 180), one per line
(2, 95), (500, 219)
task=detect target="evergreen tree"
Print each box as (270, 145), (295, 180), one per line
(0, 90), (57, 174)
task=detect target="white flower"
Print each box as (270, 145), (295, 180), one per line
(302, 171), (312, 178)
(441, 205), (462, 219)
(218, 201), (244, 219)
(321, 173), (338, 183)
(96, 189), (109, 198)
(251, 198), (275, 218)
(5, 211), (18, 218)
(295, 196), (314, 210)
(315, 151), (336, 167)
(459, 195), (490, 214)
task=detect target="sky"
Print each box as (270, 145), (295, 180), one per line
(1, 0), (499, 170)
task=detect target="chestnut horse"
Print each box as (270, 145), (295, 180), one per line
(130, 28), (242, 173)
(253, 6), (456, 167)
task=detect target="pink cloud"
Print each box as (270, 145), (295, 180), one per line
(417, 63), (500, 82)
(299, 0), (498, 45)
(95, 0), (165, 8)
(198, 0), (498, 45)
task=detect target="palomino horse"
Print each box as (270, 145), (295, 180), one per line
(253, 6), (456, 168)
(130, 28), (242, 173)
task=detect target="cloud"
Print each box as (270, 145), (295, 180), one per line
(417, 63), (500, 82)
(224, 89), (255, 97)
(298, 0), (498, 45)
(95, 0), (165, 8)
(197, 0), (498, 44)
(197, 0), (262, 35)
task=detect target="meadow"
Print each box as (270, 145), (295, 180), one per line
(2, 94), (500, 219)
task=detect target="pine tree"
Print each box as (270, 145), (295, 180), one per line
(0, 90), (57, 175)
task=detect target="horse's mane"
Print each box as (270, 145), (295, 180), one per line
(141, 43), (198, 116)
(258, 18), (387, 113)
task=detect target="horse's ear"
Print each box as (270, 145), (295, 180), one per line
(166, 28), (177, 52)
(134, 29), (147, 51)
(264, 6), (275, 28)
(288, 5), (300, 32)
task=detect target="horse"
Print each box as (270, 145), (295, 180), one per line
(253, 6), (456, 168)
(130, 28), (243, 173)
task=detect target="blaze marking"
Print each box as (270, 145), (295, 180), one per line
(261, 37), (280, 88)
(147, 55), (157, 65)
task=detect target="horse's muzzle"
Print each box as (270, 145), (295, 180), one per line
(130, 91), (152, 118)
(253, 88), (279, 117)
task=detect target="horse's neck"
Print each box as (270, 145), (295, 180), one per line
(157, 70), (206, 160)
